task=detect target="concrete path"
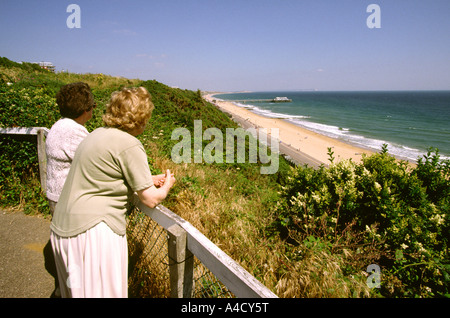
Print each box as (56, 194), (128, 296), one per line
(0, 210), (57, 298)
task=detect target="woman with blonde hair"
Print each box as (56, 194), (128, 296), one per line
(50, 87), (175, 298)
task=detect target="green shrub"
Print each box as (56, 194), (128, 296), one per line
(274, 148), (449, 297)
(0, 82), (61, 214)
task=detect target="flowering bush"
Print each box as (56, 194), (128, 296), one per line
(0, 85), (59, 127)
(275, 150), (449, 297)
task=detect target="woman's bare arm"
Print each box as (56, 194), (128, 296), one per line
(137, 169), (176, 208)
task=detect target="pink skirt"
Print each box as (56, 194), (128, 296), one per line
(50, 222), (128, 298)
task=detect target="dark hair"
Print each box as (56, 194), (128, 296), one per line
(56, 82), (95, 118)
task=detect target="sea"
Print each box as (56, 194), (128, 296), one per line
(214, 91), (450, 163)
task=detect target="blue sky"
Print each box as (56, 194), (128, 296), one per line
(1, 0), (449, 91)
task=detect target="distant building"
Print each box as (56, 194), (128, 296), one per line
(33, 62), (56, 72)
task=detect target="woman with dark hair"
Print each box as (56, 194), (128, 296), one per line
(46, 82), (95, 215)
(50, 87), (175, 298)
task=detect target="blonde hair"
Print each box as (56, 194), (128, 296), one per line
(103, 87), (154, 132)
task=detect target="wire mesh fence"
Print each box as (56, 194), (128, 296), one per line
(126, 207), (234, 298)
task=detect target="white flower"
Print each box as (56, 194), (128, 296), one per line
(430, 214), (445, 225)
(374, 182), (381, 191)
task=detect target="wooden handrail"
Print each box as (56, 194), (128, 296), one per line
(1, 127), (49, 192)
(0, 127), (49, 136)
(132, 194), (278, 298)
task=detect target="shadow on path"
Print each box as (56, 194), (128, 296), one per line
(0, 211), (57, 298)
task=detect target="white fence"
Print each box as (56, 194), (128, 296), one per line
(0, 127), (49, 193)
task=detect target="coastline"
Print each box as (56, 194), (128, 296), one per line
(204, 93), (375, 168)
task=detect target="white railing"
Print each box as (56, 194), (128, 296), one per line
(131, 195), (277, 298)
(0, 127), (49, 193)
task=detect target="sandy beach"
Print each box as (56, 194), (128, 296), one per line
(204, 94), (375, 168)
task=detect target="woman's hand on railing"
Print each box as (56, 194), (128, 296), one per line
(152, 172), (175, 188)
(137, 169), (176, 209)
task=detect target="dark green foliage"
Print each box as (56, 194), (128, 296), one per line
(0, 78), (61, 213)
(274, 148), (449, 297)
(140, 80), (238, 155)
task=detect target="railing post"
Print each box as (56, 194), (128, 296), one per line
(36, 128), (47, 194)
(167, 224), (194, 298)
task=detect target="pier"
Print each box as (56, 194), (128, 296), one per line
(231, 97), (292, 103)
